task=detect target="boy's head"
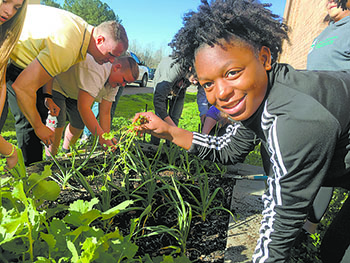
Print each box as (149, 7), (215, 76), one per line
(90, 21), (129, 65)
(108, 56), (139, 87)
(169, 0), (288, 121)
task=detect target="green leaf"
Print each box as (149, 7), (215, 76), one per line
(0, 209), (26, 242)
(110, 239), (139, 260)
(80, 237), (98, 262)
(32, 180), (61, 201)
(12, 181), (28, 204)
(100, 200), (134, 220)
(69, 198), (99, 213)
(66, 239), (79, 262)
(34, 257), (54, 263)
(40, 232), (56, 249)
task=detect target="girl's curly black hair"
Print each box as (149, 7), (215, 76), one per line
(335, 0), (348, 10)
(169, 0), (289, 71)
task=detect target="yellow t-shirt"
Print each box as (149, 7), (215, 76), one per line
(10, 4), (93, 77)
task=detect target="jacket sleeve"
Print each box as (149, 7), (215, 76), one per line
(189, 122), (259, 164)
(252, 109), (340, 263)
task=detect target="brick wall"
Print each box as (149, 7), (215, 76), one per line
(279, 0), (328, 69)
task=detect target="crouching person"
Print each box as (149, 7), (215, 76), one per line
(45, 55), (138, 157)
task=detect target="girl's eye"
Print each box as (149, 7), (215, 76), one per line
(202, 81), (214, 90)
(227, 70), (240, 78)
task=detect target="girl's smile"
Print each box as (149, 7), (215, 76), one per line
(194, 40), (272, 121)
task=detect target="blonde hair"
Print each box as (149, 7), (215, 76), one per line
(0, 0), (28, 75)
(95, 21), (129, 52)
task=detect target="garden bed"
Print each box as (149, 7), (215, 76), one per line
(55, 173), (235, 262)
(0, 141), (237, 262)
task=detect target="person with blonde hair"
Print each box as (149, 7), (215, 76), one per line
(0, 0), (27, 172)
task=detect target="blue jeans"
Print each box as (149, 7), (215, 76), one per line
(82, 86), (125, 138)
(82, 101), (99, 138)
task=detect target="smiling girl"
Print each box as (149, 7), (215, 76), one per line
(133, 0), (350, 262)
(0, 0), (27, 170)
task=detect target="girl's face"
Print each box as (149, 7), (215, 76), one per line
(0, 0), (23, 25)
(194, 41), (271, 121)
(326, 0), (350, 22)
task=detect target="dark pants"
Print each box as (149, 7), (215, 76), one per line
(110, 85), (125, 122)
(320, 194), (350, 263)
(151, 88), (186, 145)
(2, 64), (48, 166)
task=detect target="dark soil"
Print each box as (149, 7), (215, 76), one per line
(40, 157), (235, 262)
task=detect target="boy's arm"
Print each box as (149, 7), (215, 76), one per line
(99, 99), (112, 133)
(133, 111), (257, 163)
(78, 91), (115, 148)
(78, 90), (104, 139)
(42, 78), (60, 117)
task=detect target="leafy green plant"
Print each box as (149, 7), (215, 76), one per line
(183, 171), (234, 222)
(0, 165), (61, 262)
(149, 176), (192, 255)
(49, 135), (100, 189)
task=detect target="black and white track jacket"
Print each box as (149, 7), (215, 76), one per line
(189, 63), (350, 262)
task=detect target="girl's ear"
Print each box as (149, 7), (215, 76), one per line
(259, 46), (272, 71)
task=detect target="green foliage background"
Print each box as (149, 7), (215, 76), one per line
(41, 0), (120, 26)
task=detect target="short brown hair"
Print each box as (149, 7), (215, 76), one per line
(115, 56), (139, 81)
(95, 21), (129, 51)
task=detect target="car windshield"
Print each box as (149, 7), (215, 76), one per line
(130, 52), (141, 64)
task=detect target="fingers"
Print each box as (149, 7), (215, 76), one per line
(41, 139), (52, 147)
(50, 107), (59, 116)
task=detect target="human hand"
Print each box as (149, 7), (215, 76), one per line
(35, 124), (55, 146)
(8, 148), (26, 178)
(99, 134), (118, 151)
(132, 112), (172, 140)
(5, 145), (18, 170)
(44, 98), (60, 117)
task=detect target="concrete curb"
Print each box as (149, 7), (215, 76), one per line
(224, 164), (266, 263)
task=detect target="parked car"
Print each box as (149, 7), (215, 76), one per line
(128, 51), (149, 87)
(148, 68), (156, 80)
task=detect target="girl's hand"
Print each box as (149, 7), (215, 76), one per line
(6, 146), (18, 170)
(132, 112), (172, 140)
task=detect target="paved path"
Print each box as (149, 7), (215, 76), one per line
(224, 164), (266, 263)
(122, 81), (198, 96)
(122, 80), (154, 95)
